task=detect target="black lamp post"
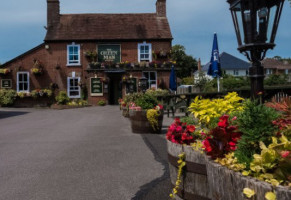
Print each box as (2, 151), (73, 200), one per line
(139, 76), (148, 93)
(227, 0), (285, 99)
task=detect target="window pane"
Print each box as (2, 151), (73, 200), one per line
(19, 74), (23, 81)
(73, 55), (78, 61)
(19, 84), (23, 91)
(74, 47), (78, 53)
(141, 54), (145, 59)
(144, 54), (149, 59)
(23, 74), (28, 81)
(145, 46), (149, 51)
(74, 79), (78, 86)
(23, 83), (28, 90)
(141, 46), (145, 51)
(69, 47), (73, 54)
(150, 72), (156, 80)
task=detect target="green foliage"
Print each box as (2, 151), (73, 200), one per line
(181, 76), (194, 85)
(0, 89), (17, 106)
(222, 75), (249, 90)
(171, 45), (198, 79)
(145, 89), (170, 97)
(189, 92), (244, 125)
(135, 93), (158, 110)
(180, 116), (198, 125)
(194, 72), (210, 91)
(234, 100), (280, 167)
(55, 91), (70, 105)
(98, 100), (106, 106)
(264, 74), (287, 86)
(67, 99), (88, 106)
(247, 135), (291, 186)
(124, 93), (143, 105)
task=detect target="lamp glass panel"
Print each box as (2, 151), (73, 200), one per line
(267, 5), (277, 43)
(234, 2), (244, 45)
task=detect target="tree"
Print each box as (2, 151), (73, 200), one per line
(171, 45), (198, 79)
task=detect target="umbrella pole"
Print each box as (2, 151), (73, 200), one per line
(217, 77), (220, 92)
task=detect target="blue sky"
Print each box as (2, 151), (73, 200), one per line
(0, 0), (290, 65)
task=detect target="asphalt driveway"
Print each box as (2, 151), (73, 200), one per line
(0, 106), (173, 200)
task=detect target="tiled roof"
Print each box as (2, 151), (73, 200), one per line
(202, 52), (250, 71)
(45, 13), (172, 41)
(262, 58), (291, 69)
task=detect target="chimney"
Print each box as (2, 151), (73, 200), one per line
(156, 0), (166, 17)
(47, 0), (60, 28)
(198, 58), (202, 72)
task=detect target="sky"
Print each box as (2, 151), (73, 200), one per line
(0, 0), (290, 65)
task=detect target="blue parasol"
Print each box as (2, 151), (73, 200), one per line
(169, 66), (177, 91)
(208, 33), (222, 92)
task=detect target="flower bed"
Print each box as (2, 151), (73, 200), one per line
(166, 93), (291, 200)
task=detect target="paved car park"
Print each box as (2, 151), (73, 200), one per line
(0, 106), (173, 200)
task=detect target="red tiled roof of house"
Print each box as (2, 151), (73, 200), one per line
(262, 58), (291, 70)
(45, 13), (172, 41)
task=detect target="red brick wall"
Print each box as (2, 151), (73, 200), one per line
(1, 40), (172, 106)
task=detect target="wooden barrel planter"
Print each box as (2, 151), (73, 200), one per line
(129, 110), (163, 134)
(206, 159), (291, 200)
(167, 140), (212, 200)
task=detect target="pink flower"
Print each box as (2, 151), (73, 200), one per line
(176, 126), (182, 133)
(281, 151), (290, 158)
(232, 116), (237, 121)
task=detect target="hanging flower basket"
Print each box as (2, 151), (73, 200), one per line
(0, 68), (10, 75)
(31, 68), (43, 75)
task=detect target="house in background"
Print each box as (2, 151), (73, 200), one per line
(196, 52), (250, 78)
(0, 0), (173, 105)
(262, 58), (291, 76)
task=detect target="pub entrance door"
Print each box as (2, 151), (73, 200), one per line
(107, 73), (123, 105)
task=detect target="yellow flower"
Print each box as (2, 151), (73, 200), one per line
(243, 188), (255, 198)
(265, 192), (276, 200)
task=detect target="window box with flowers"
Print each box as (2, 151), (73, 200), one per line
(0, 68), (11, 76)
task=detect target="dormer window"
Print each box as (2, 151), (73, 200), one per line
(138, 42), (152, 62)
(67, 43), (80, 66)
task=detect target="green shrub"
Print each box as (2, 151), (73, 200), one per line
(124, 93), (143, 105)
(0, 89), (17, 106)
(180, 116), (198, 125)
(222, 75), (249, 90)
(181, 77), (194, 85)
(145, 89), (170, 97)
(55, 91), (70, 105)
(98, 100), (106, 106)
(234, 100), (280, 167)
(264, 74), (287, 86)
(135, 93), (158, 110)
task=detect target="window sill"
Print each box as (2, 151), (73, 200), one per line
(67, 64), (82, 67)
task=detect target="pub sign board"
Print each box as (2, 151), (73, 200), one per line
(1, 79), (12, 89)
(98, 44), (121, 63)
(90, 78), (103, 96)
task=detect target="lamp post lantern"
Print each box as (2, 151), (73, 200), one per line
(227, 0), (285, 99)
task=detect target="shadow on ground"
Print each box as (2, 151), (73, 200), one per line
(0, 111), (29, 119)
(132, 127), (172, 200)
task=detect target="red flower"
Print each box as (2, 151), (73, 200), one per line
(202, 138), (212, 152)
(158, 104), (164, 110)
(187, 125), (196, 133)
(281, 151), (290, 158)
(218, 115), (229, 128)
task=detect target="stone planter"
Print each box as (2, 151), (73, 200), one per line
(129, 110), (163, 134)
(167, 140), (211, 200)
(206, 159), (291, 200)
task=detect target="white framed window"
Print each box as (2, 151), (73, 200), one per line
(142, 71), (157, 89)
(233, 70), (239, 76)
(285, 69), (289, 75)
(17, 72), (30, 92)
(67, 43), (81, 66)
(67, 77), (81, 98)
(266, 69), (273, 75)
(138, 42), (152, 62)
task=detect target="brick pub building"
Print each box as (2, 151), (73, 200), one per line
(0, 0), (173, 105)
